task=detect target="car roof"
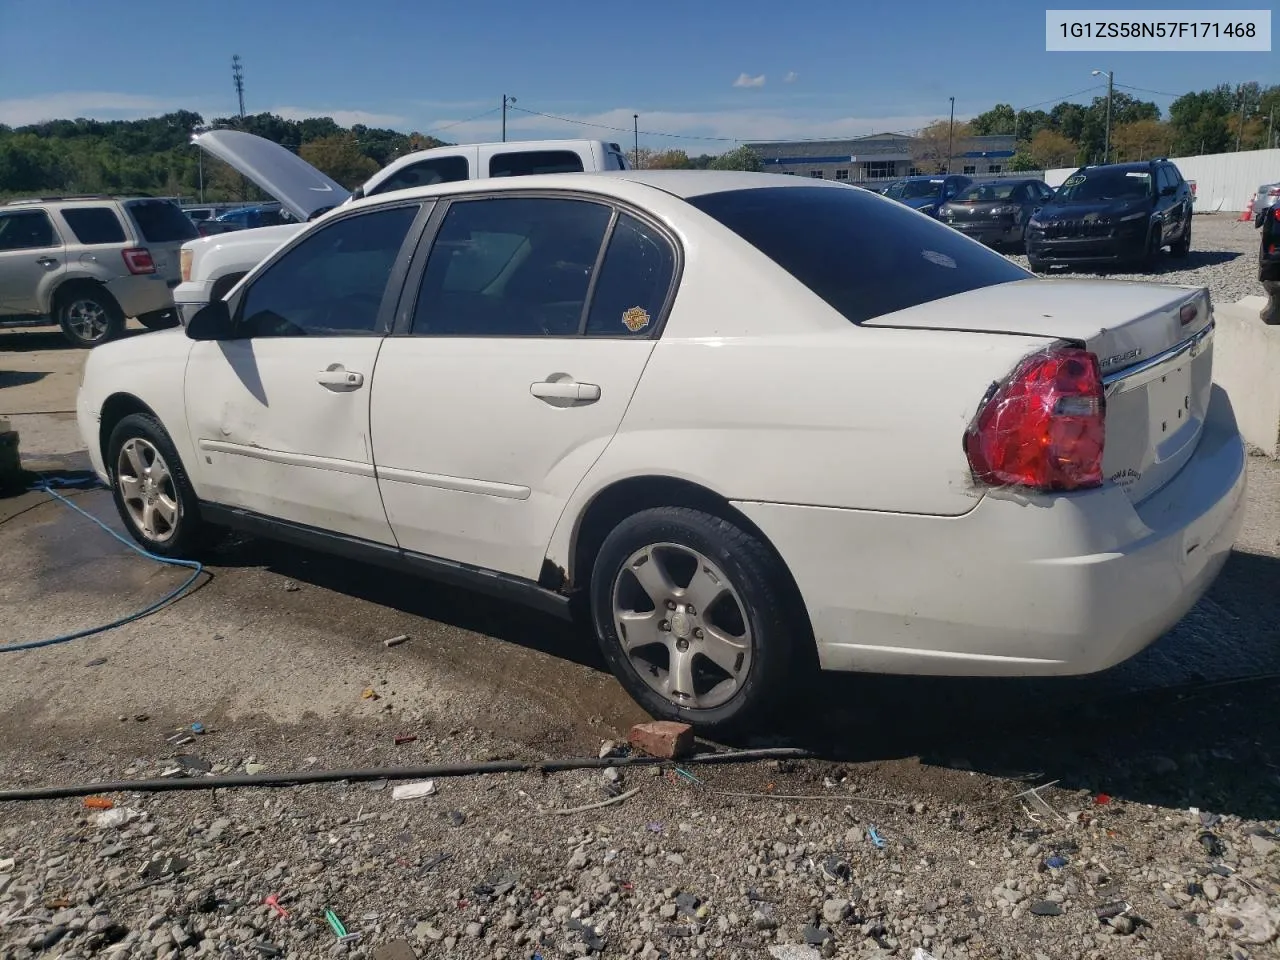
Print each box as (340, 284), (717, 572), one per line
(340, 169), (844, 211)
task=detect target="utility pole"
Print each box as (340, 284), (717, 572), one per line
(946, 97), (955, 174)
(633, 114), (639, 167)
(231, 55), (245, 119)
(1090, 70), (1113, 163)
(502, 95), (516, 142)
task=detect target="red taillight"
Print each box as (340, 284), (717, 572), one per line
(122, 247), (155, 275)
(963, 347), (1105, 492)
(1179, 302), (1198, 325)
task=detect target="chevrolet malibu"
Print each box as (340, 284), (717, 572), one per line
(76, 171), (1247, 734)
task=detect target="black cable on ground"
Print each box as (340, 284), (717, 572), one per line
(0, 747), (813, 802)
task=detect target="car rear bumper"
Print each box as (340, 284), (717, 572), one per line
(105, 273), (177, 319)
(733, 384), (1247, 677)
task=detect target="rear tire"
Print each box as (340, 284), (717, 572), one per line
(1171, 218), (1191, 258)
(56, 286), (124, 348)
(1027, 257), (1048, 274)
(106, 413), (211, 558)
(589, 506), (811, 736)
(1140, 226), (1163, 270)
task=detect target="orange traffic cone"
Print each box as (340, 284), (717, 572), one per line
(1238, 197), (1255, 222)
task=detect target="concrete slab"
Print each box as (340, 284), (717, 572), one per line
(1213, 297), (1280, 458)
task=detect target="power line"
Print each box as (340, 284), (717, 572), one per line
(1113, 82), (1184, 99)
(422, 106), (502, 136)
(1014, 83), (1108, 113)
(509, 105), (739, 142)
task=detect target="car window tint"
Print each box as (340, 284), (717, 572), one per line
(488, 150), (586, 177)
(371, 156), (470, 195)
(585, 214), (675, 338)
(238, 204), (418, 338)
(61, 207), (127, 245)
(412, 197), (610, 337)
(0, 211), (57, 251)
(687, 187), (1028, 325)
(125, 200), (198, 242)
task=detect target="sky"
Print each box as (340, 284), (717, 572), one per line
(0, 0), (1275, 152)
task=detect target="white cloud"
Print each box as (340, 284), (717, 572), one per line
(270, 106), (409, 128)
(0, 91), (189, 126)
(784, 72), (798, 84)
(422, 106), (946, 152)
(733, 73), (767, 89)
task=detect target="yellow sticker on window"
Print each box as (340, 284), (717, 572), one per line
(622, 306), (651, 332)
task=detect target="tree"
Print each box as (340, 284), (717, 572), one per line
(1006, 149), (1039, 172)
(911, 120), (973, 172)
(299, 134), (379, 188)
(633, 148), (691, 169)
(708, 146), (762, 172)
(1112, 119), (1174, 161)
(971, 103), (1016, 136)
(1027, 129), (1077, 169)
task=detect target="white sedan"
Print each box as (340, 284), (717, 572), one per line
(76, 171), (1247, 733)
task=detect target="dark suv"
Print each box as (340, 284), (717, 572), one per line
(1260, 202), (1279, 324)
(1024, 160), (1193, 271)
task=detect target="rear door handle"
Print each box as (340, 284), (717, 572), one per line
(530, 380), (601, 402)
(317, 365), (364, 391)
(36, 257), (58, 268)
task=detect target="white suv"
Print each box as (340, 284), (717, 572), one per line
(0, 196), (196, 346)
(174, 131), (629, 324)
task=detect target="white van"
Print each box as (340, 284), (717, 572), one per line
(174, 131), (629, 323)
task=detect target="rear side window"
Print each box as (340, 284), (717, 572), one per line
(60, 207), (127, 245)
(488, 150), (585, 177)
(686, 186), (1028, 325)
(586, 214), (676, 338)
(126, 200), (198, 243)
(0, 210), (57, 250)
(607, 150), (629, 170)
(371, 156), (470, 195)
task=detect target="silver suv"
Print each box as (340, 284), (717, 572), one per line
(0, 195), (197, 347)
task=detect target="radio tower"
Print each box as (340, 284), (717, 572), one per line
(231, 55), (246, 118)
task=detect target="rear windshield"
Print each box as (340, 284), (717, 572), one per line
(954, 182), (1019, 202)
(61, 207), (127, 244)
(125, 200), (199, 243)
(1054, 168), (1152, 203)
(887, 179), (942, 200)
(686, 186), (1029, 325)
(488, 150), (585, 177)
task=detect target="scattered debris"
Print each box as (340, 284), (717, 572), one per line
(177, 754), (212, 774)
(391, 780), (437, 800)
(371, 941), (418, 960)
(264, 894), (289, 919)
(1030, 901), (1064, 917)
(361, 688), (380, 700)
(446, 810), (466, 827)
(628, 720), (694, 760)
(546, 786), (640, 816)
(82, 796), (114, 810)
(1095, 901), (1130, 921)
(139, 855), (188, 881)
(284, 581), (300, 592)
(383, 634), (410, 648)
(1043, 855), (1068, 869)
(92, 807), (140, 829)
(1094, 793), (1112, 806)
(393, 733), (418, 746)
(191, 722), (206, 735)
(866, 826), (887, 848)
(768, 946), (821, 960)
(84, 658), (107, 667)
(245, 762), (267, 775)
(1199, 831), (1226, 857)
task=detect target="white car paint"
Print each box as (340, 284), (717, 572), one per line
(174, 134), (628, 324)
(79, 170), (1246, 692)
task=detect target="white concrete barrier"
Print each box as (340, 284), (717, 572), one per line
(1214, 296), (1280, 458)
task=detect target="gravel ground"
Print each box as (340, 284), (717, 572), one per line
(1, 698), (1277, 960)
(1002, 212), (1262, 305)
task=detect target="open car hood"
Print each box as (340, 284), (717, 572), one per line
(192, 129), (351, 221)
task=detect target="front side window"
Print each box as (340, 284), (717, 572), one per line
(687, 186), (1028, 326)
(488, 150), (586, 178)
(0, 211), (57, 251)
(371, 156), (470, 196)
(238, 204), (419, 338)
(586, 214), (676, 338)
(61, 207), (127, 245)
(411, 197), (610, 337)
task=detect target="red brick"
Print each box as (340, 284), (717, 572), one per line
(628, 721), (694, 760)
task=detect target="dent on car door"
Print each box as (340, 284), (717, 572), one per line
(183, 202), (427, 543)
(370, 195), (677, 579)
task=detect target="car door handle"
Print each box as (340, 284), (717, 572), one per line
(36, 257), (58, 267)
(530, 380), (601, 402)
(317, 366), (364, 391)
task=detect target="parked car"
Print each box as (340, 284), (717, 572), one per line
(1254, 179), (1280, 221)
(1261, 201), (1279, 324)
(1025, 159), (1193, 271)
(212, 202), (296, 230)
(77, 171), (1245, 733)
(0, 195), (195, 346)
(174, 131), (630, 324)
(938, 178), (1055, 248)
(881, 175), (972, 217)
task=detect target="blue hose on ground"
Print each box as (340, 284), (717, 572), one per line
(1, 476), (204, 652)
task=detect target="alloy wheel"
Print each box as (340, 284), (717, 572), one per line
(116, 437), (180, 543)
(611, 543), (754, 709)
(66, 299), (109, 343)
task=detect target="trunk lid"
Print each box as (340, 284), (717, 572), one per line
(121, 199), (200, 284)
(866, 277), (1214, 505)
(192, 130), (351, 222)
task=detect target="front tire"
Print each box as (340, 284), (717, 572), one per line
(1027, 257), (1048, 274)
(57, 287), (124, 348)
(106, 413), (208, 558)
(1140, 225), (1163, 270)
(589, 506), (810, 736)
(1171, 218), (1191, 258)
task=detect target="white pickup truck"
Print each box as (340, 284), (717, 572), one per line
(174, 131), (630, 323)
